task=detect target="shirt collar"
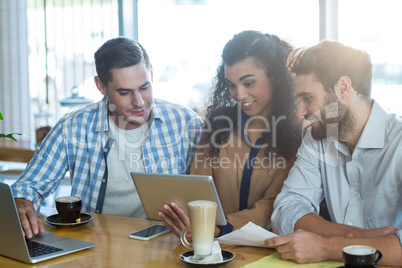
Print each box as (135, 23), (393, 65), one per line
(97, 97), (161, 132)
(324, 100), (387, 158)
(96, 96), (109, 132)
(356, 100), (387, 149)
(151, 100), (163, 123)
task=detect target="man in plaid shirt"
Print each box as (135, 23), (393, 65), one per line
(12, 37), (202, 239)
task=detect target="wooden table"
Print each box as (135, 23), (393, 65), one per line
(0, 214), (276, 267)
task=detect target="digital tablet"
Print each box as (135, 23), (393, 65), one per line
(131, 172), (227, 226)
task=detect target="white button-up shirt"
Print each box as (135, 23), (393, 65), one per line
(272, 101), (402, 246)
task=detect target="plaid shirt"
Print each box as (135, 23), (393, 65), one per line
(11, 97), (202, 214)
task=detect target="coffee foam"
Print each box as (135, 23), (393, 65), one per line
(344, 246), (375, 255)
(56, 196), (81, 203)
(189, 200), (216, 207)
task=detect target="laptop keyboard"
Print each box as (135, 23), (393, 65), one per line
(26, 240), (63, 258)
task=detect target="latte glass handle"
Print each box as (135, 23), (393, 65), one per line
(180, 226), (193, 249)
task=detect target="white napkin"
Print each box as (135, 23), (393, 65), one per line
(182, 241), (223, 264)
(217, 221), (278, 247)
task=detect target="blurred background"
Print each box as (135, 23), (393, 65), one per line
(1, 0), (401, 214)
(1, 0), (402, 145)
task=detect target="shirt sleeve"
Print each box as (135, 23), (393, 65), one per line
(11, 121), (69, 213)
(271, 131), (325, 235)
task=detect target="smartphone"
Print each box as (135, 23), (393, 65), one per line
(129, 224), (170, 240)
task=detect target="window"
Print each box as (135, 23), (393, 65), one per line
(3, 0), (400, 145)
(27, 0), (119, 130)
(137, 0), (319, 112)
(339, 0), (402, 115)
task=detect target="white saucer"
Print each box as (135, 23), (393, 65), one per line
(180, 250), (235, 266)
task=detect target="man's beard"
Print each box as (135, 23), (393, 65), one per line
(308, 93), (355, 141)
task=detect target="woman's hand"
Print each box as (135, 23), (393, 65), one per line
(159, 202), (191, 238)
(159, 201), (222, 238)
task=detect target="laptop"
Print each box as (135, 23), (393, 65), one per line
(0, 182), (96, 263)
(131, 172), (227, 225)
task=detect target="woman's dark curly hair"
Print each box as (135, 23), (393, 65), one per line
(202, 30), (301, 160)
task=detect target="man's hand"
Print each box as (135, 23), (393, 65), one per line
(359, 226), (398, 238)
(14, 198), (44, 239)
(265, 229), (330, 264)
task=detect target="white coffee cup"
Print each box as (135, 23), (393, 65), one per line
(180, 200), (217, 260)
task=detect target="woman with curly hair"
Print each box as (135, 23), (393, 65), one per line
(159, 30), (301, 237)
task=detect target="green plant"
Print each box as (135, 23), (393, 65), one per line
(0, 112), (22, 142)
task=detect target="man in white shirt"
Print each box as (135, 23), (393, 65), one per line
(266, 40), (402, 266)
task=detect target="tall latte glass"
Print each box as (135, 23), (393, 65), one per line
(180, 200), (217, 260)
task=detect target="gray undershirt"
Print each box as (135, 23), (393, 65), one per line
(102, 116), (148, 219)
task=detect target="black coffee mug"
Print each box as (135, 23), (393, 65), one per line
(55, 196), (82, 223)
(343, 245), (382, 267)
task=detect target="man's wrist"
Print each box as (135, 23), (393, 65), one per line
(15, 198), (34, 210)
(323, 236), (343, 261)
